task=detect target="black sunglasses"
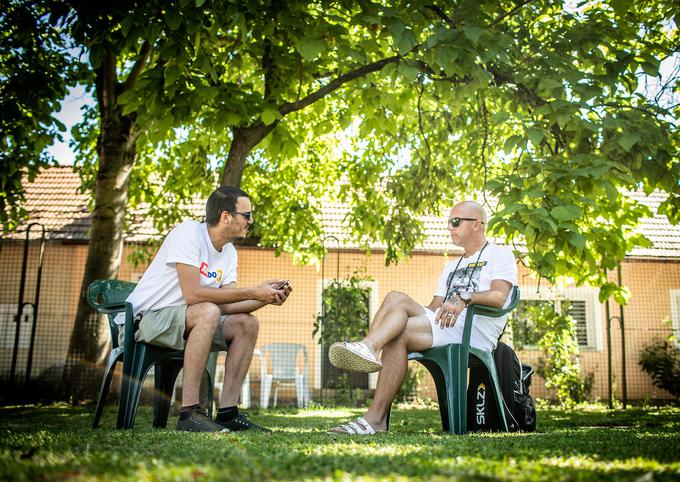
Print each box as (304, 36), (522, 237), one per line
(231, 211), (253, 221)
(448, 217), (482, 227)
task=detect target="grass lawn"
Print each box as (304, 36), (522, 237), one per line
(0, 402), (679, 481)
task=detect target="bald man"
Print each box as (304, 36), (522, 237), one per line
(327, 201), (517, 435)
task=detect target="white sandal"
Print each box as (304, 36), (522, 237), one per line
(328, 417), (380, 435)
(328, 341), (383, 373)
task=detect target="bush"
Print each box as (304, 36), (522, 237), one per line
(639, 340), (680, 399)
(527, 301), (590, 406)
(313, 273), (371, 345)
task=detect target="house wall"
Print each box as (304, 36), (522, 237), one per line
(1, 239), (678, 402)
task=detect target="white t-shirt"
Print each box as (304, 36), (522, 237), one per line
(433, 243), (518, 350)
(115, 220), (238, 324)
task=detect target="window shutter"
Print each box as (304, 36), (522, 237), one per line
(568, 300), (588, 346)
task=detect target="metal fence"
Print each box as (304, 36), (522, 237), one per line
(1, 226), (678, 409)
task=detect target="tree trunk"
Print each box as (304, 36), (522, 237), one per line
(62, 50), (139, 401)
(221, 123), (276, 187)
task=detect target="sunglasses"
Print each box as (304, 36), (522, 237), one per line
(448, 217), (482, 227)
(231, 211), (253, 221)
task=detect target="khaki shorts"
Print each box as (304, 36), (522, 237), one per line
(118, 305), (228, 351)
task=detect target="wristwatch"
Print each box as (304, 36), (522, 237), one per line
(459, 291), (472, 306)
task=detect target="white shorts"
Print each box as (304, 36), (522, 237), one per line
(423, 306), (495, 352)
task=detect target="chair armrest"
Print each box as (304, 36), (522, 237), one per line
(460, 286), (520, 351)
(92, 301), (128, 316)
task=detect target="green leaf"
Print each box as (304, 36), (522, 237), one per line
(196, 86), (219, 100)
(165, 10), (181, 30)
(462, 26), (484, 45)
(434, 46), (459, 76)
(397, 29), (417, 55)
(261, 108), (281, 125)
(641, 60), (660, 77)
(617, 133), (640, 152)
(399, 65), (420, 82)
(196, 0), (206, 6)
(527, 128), (544, 146)
(296, 37), (326, 61)
(164, 65), (181, 88)
(551, 205), (580, 221)
(568, 232), (586, 251)
(503, 135), (523, 153)
(386, 17), (405, 39)
(89, 44), (105, 69)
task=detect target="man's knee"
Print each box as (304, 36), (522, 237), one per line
(383, 291), (411, 308)
(383, 331), (409, 353)
(229, 313), (259, 336)
(188, 302), (221, 330)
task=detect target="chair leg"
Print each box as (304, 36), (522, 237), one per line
(92, 348), (123, 429)
(240, 373), (251, 409)
(117, 345), (150, 429)
(273, 383), (279, 407)
(153, 360), (183, 428)
(205, 352), (218, 418)
(450, 347), (469, 435)
(418, 359), (451, 433)
(295, 375), (304, 408)
(303, 377), (310, 408)
(261, 374), (272, 408)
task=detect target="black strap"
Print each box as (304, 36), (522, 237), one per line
(444, 241), (489, 301)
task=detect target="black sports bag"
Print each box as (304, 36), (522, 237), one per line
(467, 342), (537, 432)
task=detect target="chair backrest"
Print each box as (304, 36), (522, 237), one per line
(259, 343), (307, 380)
(87, 279), (136, 348)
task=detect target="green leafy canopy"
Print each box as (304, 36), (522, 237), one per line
(4, 0), (680, 304)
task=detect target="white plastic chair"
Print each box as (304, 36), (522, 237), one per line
(256, 343), (309, 408)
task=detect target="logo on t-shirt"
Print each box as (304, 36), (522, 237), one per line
(199, 262), (223, 283)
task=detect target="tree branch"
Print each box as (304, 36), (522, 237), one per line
(279, 55), (401, 116)
(490, 0), (535, 27)
(263, 38), (273, 100)
(122, 41), (152, 92)
(417, 79), (431, 162)
(426, 4), (461, 29)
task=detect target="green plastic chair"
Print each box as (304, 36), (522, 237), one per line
(88, 279), (217, 429)
(394, 286), (520, 434)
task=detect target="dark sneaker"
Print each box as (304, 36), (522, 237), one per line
(176, 411), (230, 433)
(216, 412), (272, 432)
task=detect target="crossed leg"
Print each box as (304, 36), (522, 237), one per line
(330, 291), (434, 433)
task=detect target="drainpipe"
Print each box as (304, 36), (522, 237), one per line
(617, 264), (627, 409)
(605, 288), (613, 409)
(605, 264), (627, 409)
(320, 235), (340, 403)
(25, 223), (46, 382)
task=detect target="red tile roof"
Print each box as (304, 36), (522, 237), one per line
(4, 166), (679, 258)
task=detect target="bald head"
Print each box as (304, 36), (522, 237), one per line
(454, 201), (487, 225)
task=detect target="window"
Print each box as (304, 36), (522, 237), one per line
(671, 290), (680, 346)
(0, 304), (34, 349)
(509, 286), (602, 351)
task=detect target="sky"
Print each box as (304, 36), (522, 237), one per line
(46, 84), (93, 164)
